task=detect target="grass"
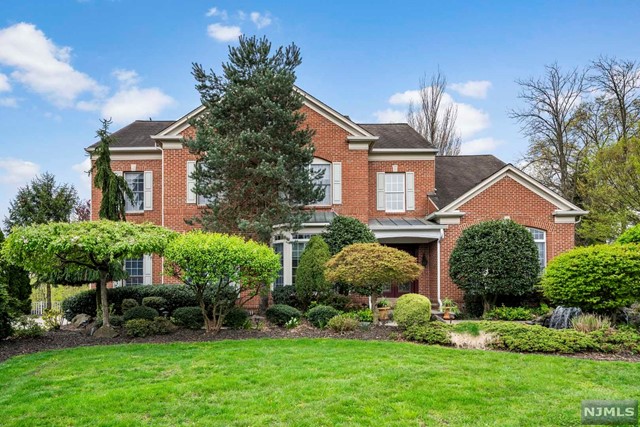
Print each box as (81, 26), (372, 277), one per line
(1, 339), (639, 426)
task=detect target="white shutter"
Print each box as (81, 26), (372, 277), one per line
(376, 172), (385, 211)
(406, 172), (415, 211)
(144, 171), (153, 210)
(113, 171), (123, 177)
(186, 161), (196, 204)
(143, 254), (152, 285)
(332, 162), (342, 205)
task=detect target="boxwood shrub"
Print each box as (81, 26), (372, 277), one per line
(142, 296), (168, 312)
(223, 307), (250, 329)
(265, 304), (302, 326)
(326, 314), (359, 333)
(172, 306), (204, 330)
(124, 317), (176, 337)
(394, 293), (432, 329)
(123, 306), (159, 322)
(121, 299), (139, 313)
(306, 305), (340, 328)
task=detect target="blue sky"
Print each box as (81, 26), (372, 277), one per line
(1, 0), (639, 219)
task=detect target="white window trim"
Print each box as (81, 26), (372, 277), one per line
(124, 171), (145, 214)
(384, 173), (406, 213)
(271, 233), (315, 288)
(528, 227), (547, 268)
(309, 158), (332, 207)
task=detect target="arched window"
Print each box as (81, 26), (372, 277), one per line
(528, 227), (546, 269)
(310, 158), (331, 206)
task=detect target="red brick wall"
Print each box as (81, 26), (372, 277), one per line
(438, 175), (575, 304)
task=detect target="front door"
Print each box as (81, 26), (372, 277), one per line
(382, 244), (419, 298)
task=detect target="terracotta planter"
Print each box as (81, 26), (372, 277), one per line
(378, 307), (390, 321)
(443, 309), (453, 320)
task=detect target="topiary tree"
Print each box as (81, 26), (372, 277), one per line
(325, 243), (423, 322)
(617, 224), (640, 244)
(295, 235), (332, 309)
(2, 221), (176, 331)
(164, 232), (280, 333)
(449, 220), (540, 315)
(393, 293), (432, 329)
(540, 244), (640, 313)
(322, 216), (377, 255)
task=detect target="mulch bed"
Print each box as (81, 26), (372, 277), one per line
(0, 323), (399, 364)
(2, 324), (639, 364)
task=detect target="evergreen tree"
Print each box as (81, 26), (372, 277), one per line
(295, 236), (332, 309)
(0, 232), (31, 315)
(91, 119), (133, 221)
(322, 216), (377, 255)
(188, 35), (323, 243)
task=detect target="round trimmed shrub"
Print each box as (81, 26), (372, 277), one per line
(121, 298), (139, 313)
(306, 305), (340, 328)
(123, 305), (159, 321)
(142, 296), (167, 312)
(265, 304), (302, 326)
(172, 307), (204, 330)
(326, 314), (359, 333)
(223, 307), (250, 329)
(394, 293), (432, 329)
(124, 319), (153, 337)
(541, 244), (640, 312)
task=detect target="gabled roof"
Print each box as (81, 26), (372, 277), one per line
(433, 155), (506, 208)
(359, 123), (436, 150)
(86, 120), (174, 150)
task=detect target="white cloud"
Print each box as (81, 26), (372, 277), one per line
(0, 73), (10, 92)
(0, 97), (17, 107)
(385, 89), (490, 139)
(206, 7), (228, 19)
(102, 87), (174, 124)
(460, 137), (503, 155)
(250, 12), (272, 29)
(0, 23), (106, 107)
(0, 158), (40, 185)
(76, 100), (100, 111)
(449, 80), (492, 99)
(72, 158), (91, 196)
(373, 108), (407, 123)
(207, 23), (242, 42)
(112, 69), (139, 88)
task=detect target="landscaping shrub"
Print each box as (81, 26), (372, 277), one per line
(121, 298), (139, 313)
(480, 321), (598, 353)
(484, 305), (536, 321)
(321, 216), (377, 255)
(265, 304), (302, 326)
(354, 309), (373, 323)
(394, 293), (432, 329)
(617, 224), (640, 244)
(172, 307), (204, 330)
(295, 236), (332, 309)
(42, 309), (63, 330)
(11, 316), (44, 339)
(123, 306), (159, 322)
(462, 292), (484, 318)
(0, 284), (12, 339)
(540, 244), (640, 313)
(142, 296), (168, 312)
(124, 317), (176, 337)
(449, 220), (540, 315)
(271, 285), (302, 309)
(326, 314), (359, 333)
(572, 314), (612, 333)
(223, 307), (250, 329)
(403, 322), (452, 345)
(590, 327), (640, 353)
(453, 322), (481, 337)
(306, 305), (340, 328)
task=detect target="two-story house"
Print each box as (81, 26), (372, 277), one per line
(87, 87), (587, 309)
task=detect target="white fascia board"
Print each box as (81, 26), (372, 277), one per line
(153, 105), (206, 138)
(370, 148), (439, 153)
(86, 146), (160, 153)
(373, 230), (442, 241)
(347, 136), (379, 142)
(426, 210), (465, 220)
(554, 209), (589, 217)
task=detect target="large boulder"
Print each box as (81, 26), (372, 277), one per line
(71, 314), (92, 328)
(92, 325), (119, 338)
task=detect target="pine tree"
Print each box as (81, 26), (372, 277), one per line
(188, 35), (323, 243)
(92, 119), (133, 221)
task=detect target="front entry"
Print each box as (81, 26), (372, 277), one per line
(382, 244), (419, 298)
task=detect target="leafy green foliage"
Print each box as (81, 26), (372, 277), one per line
(449, 220), (540, 314)
(188, 36), (320, 242)
(403, 323), (452, 345)
(265, 304), (302, 326)
(295, 236), (332, 309)
(121, 298), (139, 313)
(142, 297), (167, 312)
(321, 216), (377, 255)
(11, 316), (44, 339)
(223, 307), (250, 329)
(123, 306), (159, 322)
(124, 317), (176, 338)
(540, 244), (640, 312)
(271, 285), (301, 309)
(91, 119), (134, 221)
(306, 305), (340, 328)
(0, 232), (30, 315)
(0, 283), (13, 339)
(326, 314), (359, 333)
(165, 231), (280, 332)
(172, 307), (204, 330)
(42, 309), (63, 330)
(394, 293), (432, 330)
(354, 309), (373, 323)
(483, 305), (536, 321)
(617, 224), (640, 244)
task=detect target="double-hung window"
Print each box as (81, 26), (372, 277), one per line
(528, 227), (547, 269)
(385, 173), (405, 212)
(310, 160), (331, 206)
(124, 257), (144, 286)
(124, 172), (145, 213)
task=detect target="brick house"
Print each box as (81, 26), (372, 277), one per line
(86, 87), (587, 308)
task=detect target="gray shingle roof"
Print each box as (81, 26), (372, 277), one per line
(433, 155), (506, 209)
(86, 120), (174, 150)
(369, 217), (440, 228)
(358, 123), (436, 150)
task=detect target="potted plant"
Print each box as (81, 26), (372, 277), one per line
(377, 298), (391, 321)
(441, 298), (459, 321)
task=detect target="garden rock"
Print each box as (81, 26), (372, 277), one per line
(93, 325), (119, 338)
(71, 314), (92, 328)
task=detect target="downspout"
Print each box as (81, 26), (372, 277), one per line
(437, 228), (443, 310)
(157, 142), (165, 285)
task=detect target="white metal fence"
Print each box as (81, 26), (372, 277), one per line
(31, 301), (62, 316)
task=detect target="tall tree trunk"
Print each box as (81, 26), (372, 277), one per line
(99, 272), (110, 327)
(199, 299), (211, 333)
(371, 291), (379, 324)
(95, 283), (101, 317)
(46, 283), (52, 310)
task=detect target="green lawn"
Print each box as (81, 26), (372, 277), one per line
(0, 339), (638, 426)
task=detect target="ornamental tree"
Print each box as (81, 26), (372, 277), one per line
(164, 232), (280, 333)
(321, 216), (377, 255)
(449, 220), (540, 315)
(295, 235), (332, 309)
(2, 221), (176, 329)
(325, 243), (423, 321)
(188, 36), (323, 243)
